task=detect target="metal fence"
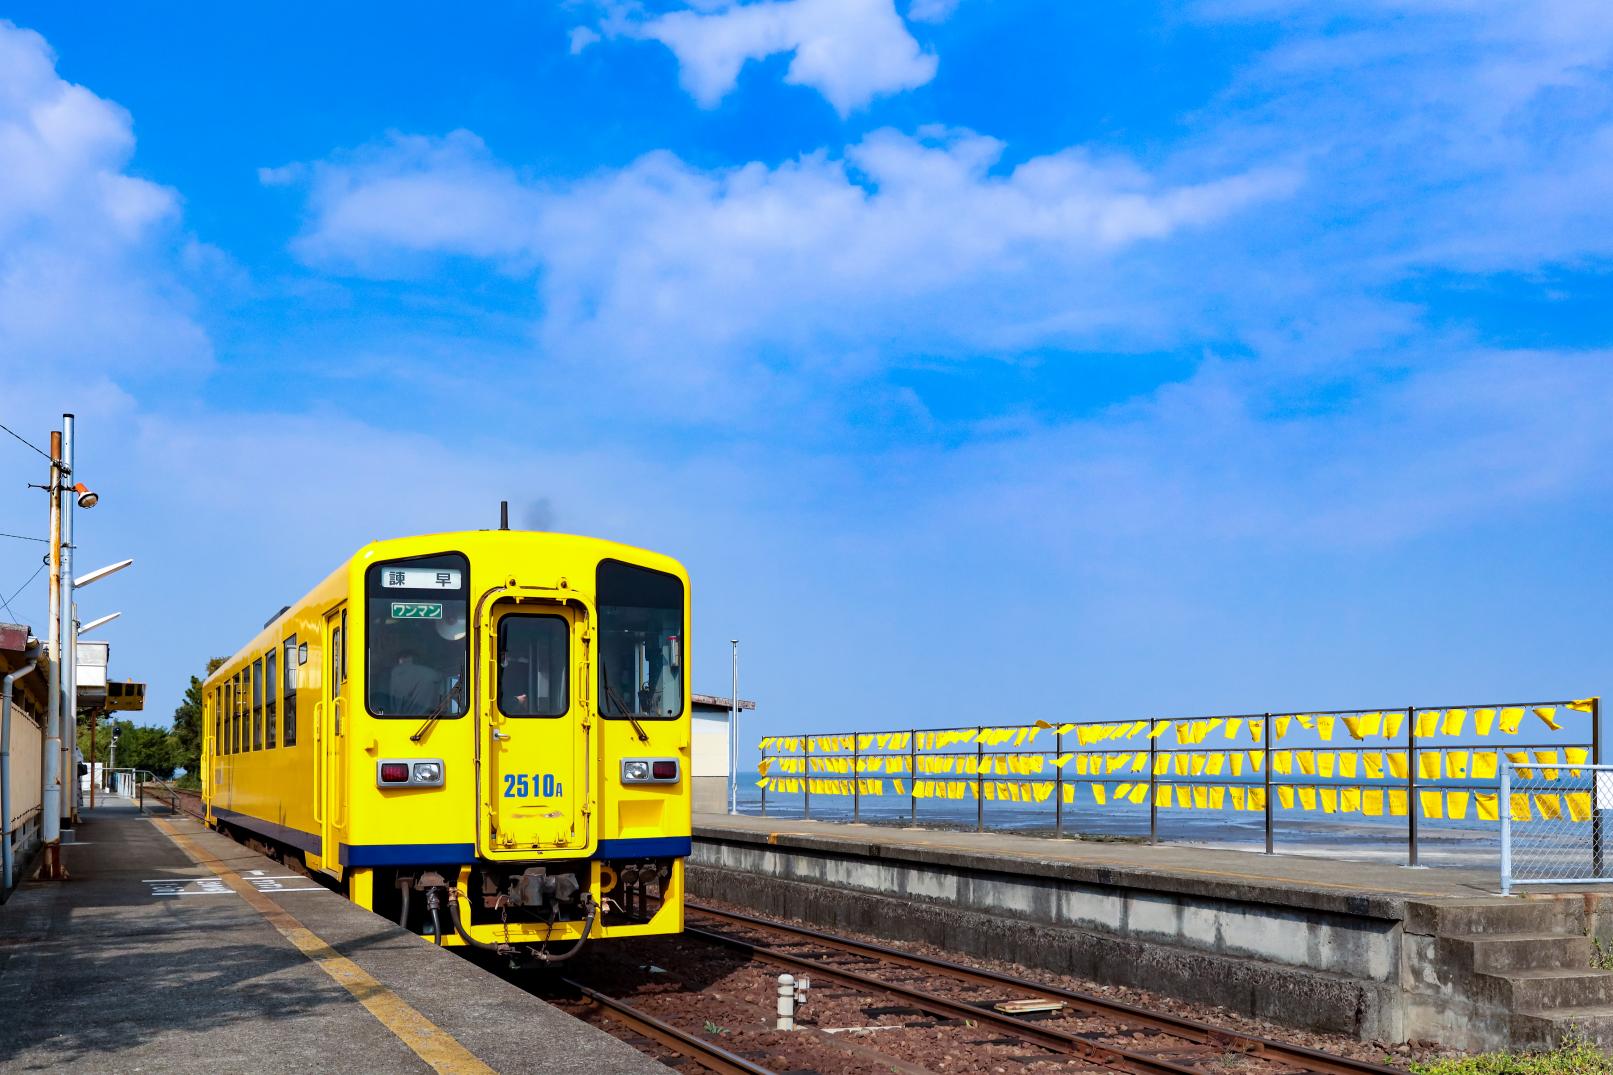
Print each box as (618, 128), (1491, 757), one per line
(1500, 762), (1610, 894)
(756, 698), (1600, 867)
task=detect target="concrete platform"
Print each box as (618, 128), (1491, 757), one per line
(692, 812), (1613, 1052)
(0, 797), (670, 1075)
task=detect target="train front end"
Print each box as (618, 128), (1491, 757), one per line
(342, 531), (690, 961)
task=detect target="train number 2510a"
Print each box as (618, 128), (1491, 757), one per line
(503, 773), (563, 798)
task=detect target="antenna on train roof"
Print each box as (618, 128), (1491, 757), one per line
(499, 500), (509, 530)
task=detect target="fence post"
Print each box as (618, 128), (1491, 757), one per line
(976, 727), (985, 833)
(1054, 727), (1064, 837)
(852, 734), (861, 823)
(804, 738), (812, 821)
(760, 750), (768, 818)
(1407, 705), (1419, 867)
(1148, 723), (1158, 845)
(1263, 713), (1273, 855)
(909, 729), (917, 825)
(1500, 762), (1512, 896)
(1594, 698), (1604, 879)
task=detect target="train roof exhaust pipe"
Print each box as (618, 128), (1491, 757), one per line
(499, 500), (509, 530)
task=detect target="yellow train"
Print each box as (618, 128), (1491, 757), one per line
(202, 530), (690, 960)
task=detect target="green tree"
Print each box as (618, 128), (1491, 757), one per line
(170, 657), (225, 777)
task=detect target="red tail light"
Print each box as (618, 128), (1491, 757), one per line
(379, 762), (409, 783)
(651, 760), (677, 780)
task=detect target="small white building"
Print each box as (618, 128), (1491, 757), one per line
(690, 692), (756, 813)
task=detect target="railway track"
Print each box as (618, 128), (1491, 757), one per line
(685, 901), (1404, 1075)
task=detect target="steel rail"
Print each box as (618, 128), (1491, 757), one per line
(688, 903), (1402, 1075)
(559, 977), (776, 1075)
(685, 924), (1206, 1075)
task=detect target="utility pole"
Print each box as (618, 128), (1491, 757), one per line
(729, 639), (740, 815)
(59, 414), (76, 832)
(41, 427), (64, 880)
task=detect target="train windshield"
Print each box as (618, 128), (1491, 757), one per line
(597, 559), (683, 719)
(365, 553), (470, 718)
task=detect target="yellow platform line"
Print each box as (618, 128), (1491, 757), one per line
(151, 817), (494, 1075)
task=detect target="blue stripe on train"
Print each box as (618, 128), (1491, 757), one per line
(211, 806), (322, 855)
(336, 835), (693, 865)
(339, 842), (477, 867)
(595, 836), (692, 859)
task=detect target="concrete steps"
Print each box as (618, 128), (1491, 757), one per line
(1455, 931), (1595, 973)
(1512, 1006), (1613, 1051)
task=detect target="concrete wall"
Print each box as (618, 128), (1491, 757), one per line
(691, 712), (729, 778)
(4, 698), (42, 886)
(690, 824), (1613, 1050)
(692, 775), (728, 814)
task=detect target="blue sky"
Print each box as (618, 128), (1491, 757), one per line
(1, 1), (1611, 748)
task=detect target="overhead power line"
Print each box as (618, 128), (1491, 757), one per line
(0, 421), (52, 463)
(0, 532), (47, 544)
(0, 561), (45, 625)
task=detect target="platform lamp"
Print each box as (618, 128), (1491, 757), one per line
(78, 611), (121, 808)
(69, 560), (132, 818)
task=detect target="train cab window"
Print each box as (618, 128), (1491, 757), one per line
(252, 658), (264, 750)
(365, 553), (469, 718)
(282, 636), (298, 746)
(265, 649), (278, 749)
(597, 560), (684, 720)
(213, 686), (222, 756)
(497, 615), (568, 717)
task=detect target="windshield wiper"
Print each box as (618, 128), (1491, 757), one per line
(410, 686), (458, 744)
(602, 669), (650, 743)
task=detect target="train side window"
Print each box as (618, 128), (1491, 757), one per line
(213, 686), (221, 757)
(265, 649), (278, 749)
(252, 658), (264, 751)
(236, 670), (246, 753)
(230, 673), (239, 754)
(282, 636), (298, 746)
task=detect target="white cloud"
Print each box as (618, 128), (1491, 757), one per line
(277, 126), (1294, 409)
(904, 0), (958, 22)
(278, 130), (542, 273)
(0, 20), (208, 380)
(591, 0), (937, 113)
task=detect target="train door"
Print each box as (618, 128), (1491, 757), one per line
(318, 605), (347, 871)
(479, 601), (588, 855)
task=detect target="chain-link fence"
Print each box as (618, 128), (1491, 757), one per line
(1500, 762), (1611, 893)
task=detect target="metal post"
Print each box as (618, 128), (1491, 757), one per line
(852, 732), (861, 822)
(908, 729), (917, 825)
(759, 748), (768, 818)
(1593, 698), (1603, 878)
(1407, 705), (1418, 867)
(976, 727), (985, 832)
(1148, 724), (1158, 845)
(803, 737), (812, 820)
(88, 711), (97, 809)
(41, 428), (64, 880)
(728, 640), (739, 815)
(59, 414), (76, 831)
(1500, 762), (1512, 896)
(1263, 713), (1273, 855)
(1054, 729), (1064, 837)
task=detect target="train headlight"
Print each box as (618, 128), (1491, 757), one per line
(377, 758), (445, 787)
(621, 758), (679, 783)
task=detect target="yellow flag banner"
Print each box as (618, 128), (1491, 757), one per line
(1418, 751), (1440, 780)
(1274, 715), (1292, 741)
(1534, 706), (1561, 731)
(1567, 698), (1597, 714)
(1472, 752), (1499, 779)
(1316, 715), (1335, 741)
(1447, 791), (1470, 820)
(1419, 790), (1443, 819)
(1382, 711), (1405, 740)
(1476, 793), (1499, 821)
(1567, 747), (1589, 776)
(1339, 753), (1358, 779)
(1415, 710), (1440, 737)
(1474, 709), (1496, 736)
(1441, 708), (1467, 736)
(1299, 787), (1317, 811)
(1339, 787), (1360, 813)
(1568, 793), (1593, 823)
(1499, 707), (1525, 734)
(1445, 750), (1468, 779)
(1534, 751), (1560, 780)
